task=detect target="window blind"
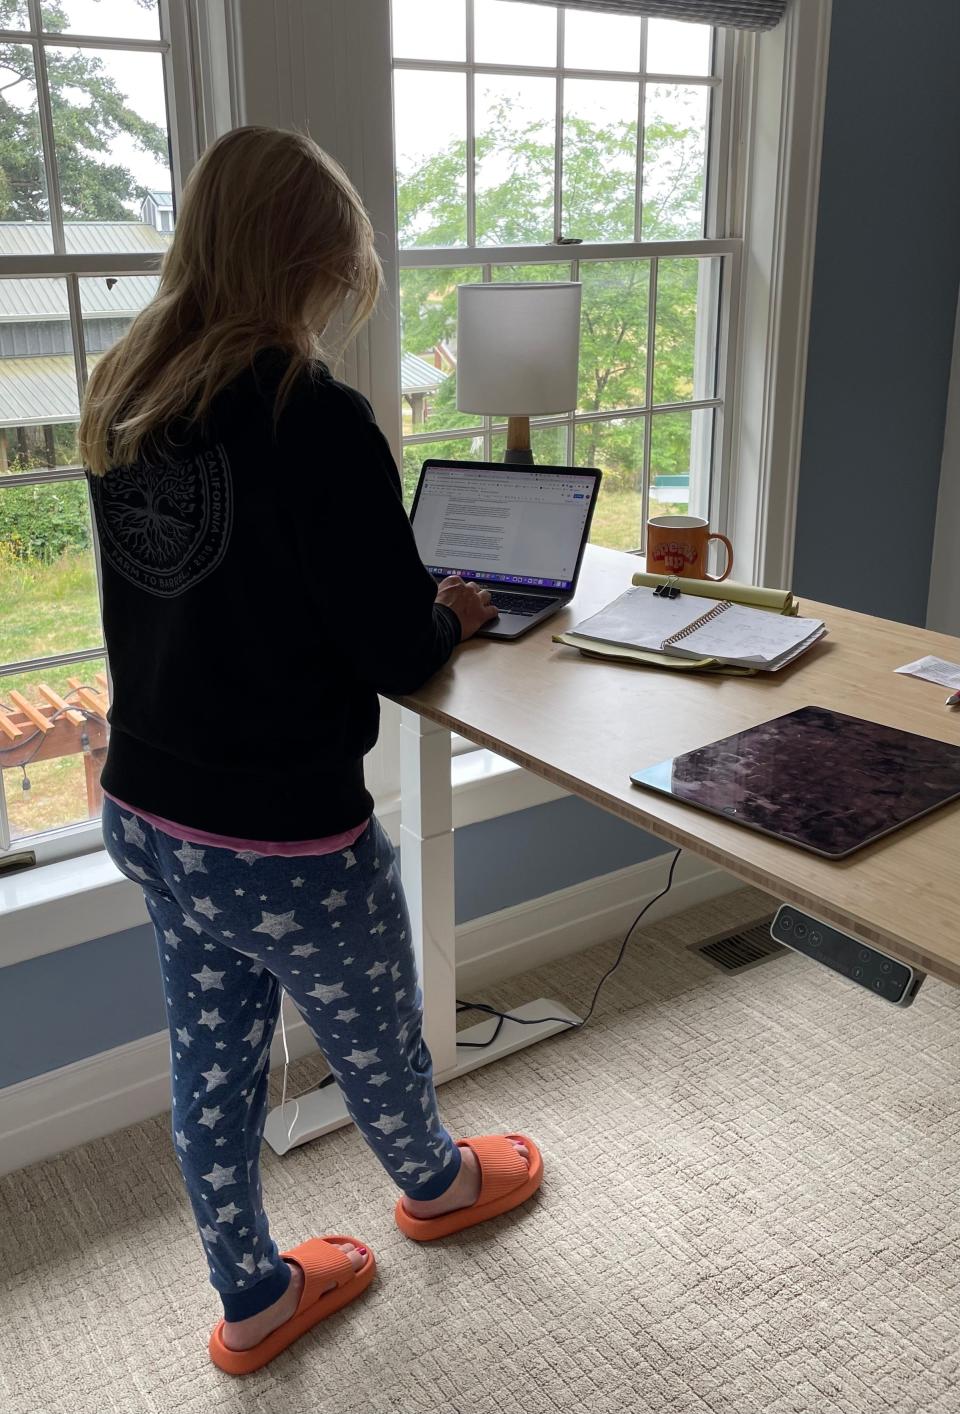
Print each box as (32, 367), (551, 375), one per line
(513, 1), (788, 31)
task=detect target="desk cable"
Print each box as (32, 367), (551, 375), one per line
(277, 845), (682, 1108)
(455, 846), (683, 1048)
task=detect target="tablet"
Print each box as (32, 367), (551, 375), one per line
(631, 705), (960, 858)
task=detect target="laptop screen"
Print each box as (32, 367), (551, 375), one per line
(410, 462), (599, 591)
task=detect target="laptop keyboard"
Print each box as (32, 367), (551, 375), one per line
(487, 590), (559, 617)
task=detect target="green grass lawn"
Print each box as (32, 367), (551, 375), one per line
(0, 548), (103, 669)
(590, 488), (643, 551)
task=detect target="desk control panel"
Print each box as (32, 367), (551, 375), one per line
(770, 907), (925, 1008)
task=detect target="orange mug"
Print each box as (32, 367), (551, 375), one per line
(645, 515), (733, 581)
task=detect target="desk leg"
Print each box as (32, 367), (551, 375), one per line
(398, 708), (458, 1079)
(264, 709), (579, 1155)
(394, 710), (579, 1087)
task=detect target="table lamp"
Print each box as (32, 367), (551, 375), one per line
(456, 282), (582, 464)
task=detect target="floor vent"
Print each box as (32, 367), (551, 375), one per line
(692, 921), (786, 974)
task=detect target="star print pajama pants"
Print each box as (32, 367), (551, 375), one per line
(102, 798), (462, 1321)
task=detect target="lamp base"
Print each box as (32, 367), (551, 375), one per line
(504, 414), (533, 464)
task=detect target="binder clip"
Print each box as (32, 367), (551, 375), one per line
(654, 575), (681, 600)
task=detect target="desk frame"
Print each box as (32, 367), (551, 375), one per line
(265, 546), (960, 1154)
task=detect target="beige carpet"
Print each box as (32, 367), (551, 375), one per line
(3, 886), (960, 1414)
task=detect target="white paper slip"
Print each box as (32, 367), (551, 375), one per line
(895, 655), (960, 690)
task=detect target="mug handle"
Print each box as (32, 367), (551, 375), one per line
(704, 533), (734, 582)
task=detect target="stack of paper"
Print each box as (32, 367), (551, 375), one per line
(558, 579), (825, 673)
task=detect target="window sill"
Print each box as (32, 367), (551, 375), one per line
(1, 849), (147, 968)
(1, 752), (566, 969)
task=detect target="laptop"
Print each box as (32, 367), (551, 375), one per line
(410, 458), (602, 640)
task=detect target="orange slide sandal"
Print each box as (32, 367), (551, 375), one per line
(208, 1235), (376, 1375)
(394, 1133), (543, 1241)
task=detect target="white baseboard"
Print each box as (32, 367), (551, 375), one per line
(0, 1001), (319, 1180)
(0, 855), (736, 1176)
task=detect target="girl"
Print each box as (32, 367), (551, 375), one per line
(80, 126), (542, 1375)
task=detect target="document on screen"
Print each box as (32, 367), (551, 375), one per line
(411, 465), (596, 589)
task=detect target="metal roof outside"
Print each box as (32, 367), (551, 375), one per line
(400, 351), (448, 395)
(0, 222), (169, 256)
(0, 355), (93, 429)
(0, 274), (160, 322)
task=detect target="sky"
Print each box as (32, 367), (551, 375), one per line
(46, 0), (159, 41)
(61, 43), (172, 199)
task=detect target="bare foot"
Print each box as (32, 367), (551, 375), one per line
(221, 1241), (366, 1352)
(401, 1140), (529, 1220)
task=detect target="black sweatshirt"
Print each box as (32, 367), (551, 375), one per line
(88, 352), (460, 839)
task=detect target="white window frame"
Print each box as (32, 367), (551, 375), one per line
(0, 0), (205, 865)
(928, 284), (960, 636)
(1, 0), (832, 944)
(724, 0), (833, 590)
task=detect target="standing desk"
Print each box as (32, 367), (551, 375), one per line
(264, 546), (960, 1153)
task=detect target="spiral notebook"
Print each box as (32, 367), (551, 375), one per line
(569, 586), (826, 670)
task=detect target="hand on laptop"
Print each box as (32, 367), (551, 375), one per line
(436, 576), (499, 640)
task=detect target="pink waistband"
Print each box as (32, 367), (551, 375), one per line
(103, 792), (369, 857)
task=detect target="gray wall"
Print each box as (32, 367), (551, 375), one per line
(0, 797), (668, 1087)
(793, 0), (960, 626)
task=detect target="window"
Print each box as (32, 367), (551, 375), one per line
(0, 0), (827, 935)
(0, 0), (181, 854)
(392, 0), (738, 554)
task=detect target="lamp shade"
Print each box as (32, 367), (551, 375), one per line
(456, 282), (582, 416)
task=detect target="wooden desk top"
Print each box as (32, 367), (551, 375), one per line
(399, 546), (960, 986)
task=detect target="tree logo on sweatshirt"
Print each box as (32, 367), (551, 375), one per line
(91, 445), (233, 597)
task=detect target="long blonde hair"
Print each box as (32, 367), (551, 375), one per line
(81, 126), (382, 475)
